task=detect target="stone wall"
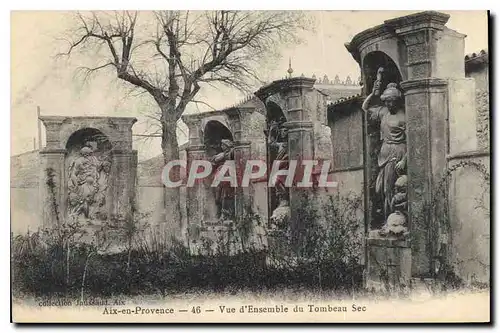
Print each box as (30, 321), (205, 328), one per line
(443, 51), (490, 285)
(326, 99), (365, 261)
(11, 150), (41, 234)
(327, 98), (364, 198)
(135, 147), (188, 241)
(135, 154), (166, 226)
(465, 51), (489, 150)
(447, 154), (490, 285)
(10, 146), (188, 239)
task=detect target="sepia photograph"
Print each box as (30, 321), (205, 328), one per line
(10, 8), (491, 323)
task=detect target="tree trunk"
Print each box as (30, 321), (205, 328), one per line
(161, 115), (182, 242)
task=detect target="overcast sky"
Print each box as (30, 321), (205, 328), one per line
(11, 10), (488, 161)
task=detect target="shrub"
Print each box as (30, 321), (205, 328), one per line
(12, 192), (364, 298)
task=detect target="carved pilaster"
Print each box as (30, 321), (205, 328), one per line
(388, 11), (450, 80)
(185, 146), (207, 230)
(182, 115), (203, 146)
(400, 78), (448, 276)
(225, 108), (243, 142)
(284, 120), (314, 248)
(110, 150), (138, 220)
(107, 118), (137, 151)
(233, 141), (252, 219)
(224, 107), (256, 143)
(40, 117), (66, 150)
(39, 148), (67, 227)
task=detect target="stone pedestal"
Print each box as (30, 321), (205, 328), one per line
(366, 237), (411, 293)
(226, 107), (255, 222)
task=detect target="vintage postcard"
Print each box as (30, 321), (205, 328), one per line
(10, 10), (490, 323)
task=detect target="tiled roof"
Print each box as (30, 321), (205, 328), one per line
(465, 49), (488, 73)
(220, 95), (265, 113)
(328, 94), (363, 107)
(465, 49), (488, 62)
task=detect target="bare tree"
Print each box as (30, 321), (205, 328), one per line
(59, 10), (309, 234)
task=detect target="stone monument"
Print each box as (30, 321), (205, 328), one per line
(345, 11), (477, 291)
(39, 116), (137, 251)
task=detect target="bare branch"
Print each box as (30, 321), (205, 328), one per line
(59, 9), (309, 159)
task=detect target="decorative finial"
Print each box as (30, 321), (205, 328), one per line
(287, 57), (293, 78)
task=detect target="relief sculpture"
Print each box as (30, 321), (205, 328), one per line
(67, 141), (111, 221)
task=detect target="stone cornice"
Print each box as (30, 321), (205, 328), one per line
(234, 140), (252, 147)
(284, 120), (314, 130)
(345, 23), (392, 61)
(40, 115), (137, 122)
(111, 149), (138, 156)
(345, 11), (450, 64)
(39, 116), (137, 128)
(107, 117), (138, 127)
(185, 144), (206, 152)
(384, 11), (450, 35)
(223, 106), (255, 118)
(39, 116), (67, 127)
(181, 113), (203, 125)
(39, 148), (67, 154)
(181, 107), (255, 126)
(254, 77), (316, 101)
(400, 78), (448, 93)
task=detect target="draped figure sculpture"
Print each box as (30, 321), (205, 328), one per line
(210, 139), (235, 221)
(362, 68), (408, 237)
(68, 146), (99, 219)
(67, 142), (111, 220)
(266, 116), (290, 230)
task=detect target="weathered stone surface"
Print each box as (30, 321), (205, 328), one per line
(345, 10), (488, 287)
(434, 28), (467, 78)
(366, 237), (412, 293)
(37, 117), (138, 250)
(466, 60), (490, 151)
(400, 79), (448, 276)
(475, 89), (490, 150)
(447, 155), (490, 285)
(329, 107), (364, 170)
(448, 78), (477, 154)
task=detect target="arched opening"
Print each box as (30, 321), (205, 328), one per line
(66, 127), (112, 155)
(361, 51), (405, 231)
(203, 120), (234, 158)
(363, 51), (402, 95)
(203, 120), (235, 222)
(266, 101), (286, 124)
(65, 128), (112, 222)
